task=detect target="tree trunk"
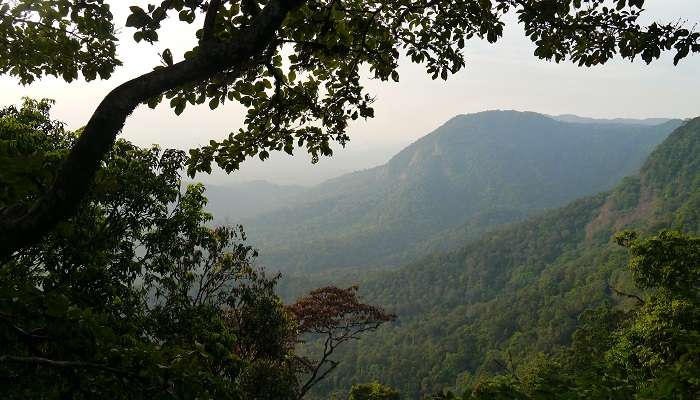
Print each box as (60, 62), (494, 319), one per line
(0, 0), (304, 260)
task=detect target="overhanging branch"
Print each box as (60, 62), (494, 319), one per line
(0, 0), (305, 259)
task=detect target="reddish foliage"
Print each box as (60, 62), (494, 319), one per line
(286, 286), (396, 398)
(287, 286), (396, 335)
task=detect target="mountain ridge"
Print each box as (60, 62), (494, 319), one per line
(218, 111), (682, 273)
(309, 117), (700, 399)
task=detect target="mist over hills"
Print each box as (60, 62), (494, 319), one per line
(206, 110), (682, 273)
(204, 180), (306, 221)
(551, 114), (675, 126)
(308, 117), (700, 399)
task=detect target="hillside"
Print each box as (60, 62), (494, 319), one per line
(309, 117), (700, 399)
(223, 111), (681, 273)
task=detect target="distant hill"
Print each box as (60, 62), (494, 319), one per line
(551, 114), (674, 126)
(309, 117), (700, 399)
(219, 111), (681, 273)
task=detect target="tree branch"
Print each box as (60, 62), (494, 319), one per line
(242, 0), (262, 17)
(201, 0), (224, 43)
(0, 0), (305, 259)
(298, 331), (336, 399)
(608, 284), (645, 305)
(0, 355), (127, 375)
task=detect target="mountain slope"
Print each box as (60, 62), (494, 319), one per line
(311, 117), (700, 399)
(235, 111), (681, 272)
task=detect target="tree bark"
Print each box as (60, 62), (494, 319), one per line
(0, 0), (304, 260)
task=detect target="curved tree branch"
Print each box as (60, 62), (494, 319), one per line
(0, 355), (128, 375)
(0, 0), (305, 259)
(608, 284), (645, 305)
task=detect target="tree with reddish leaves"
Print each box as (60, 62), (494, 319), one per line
(287, 286), (396, 399)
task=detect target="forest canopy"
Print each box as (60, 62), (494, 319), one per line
(431, 229), (700, 400)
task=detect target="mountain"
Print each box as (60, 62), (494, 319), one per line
(309, 117), (700, 399)
(221, 111), (681, 273)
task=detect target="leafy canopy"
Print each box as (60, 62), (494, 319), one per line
(2, 0), (698, 258)
(0, 99), (393, 399)
(2, 0), (698, 176)
(435, 229), (700, 400)
(1, 99), (294, 399)
(348, 381), (401, 400)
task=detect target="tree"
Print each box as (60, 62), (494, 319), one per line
(1, 0), (698, 258)
(348, 381), (401, 400)
(0, 99), (392, 399)
(435, 229), (700, 400)
(287, 286), (396, 399)
(606, 230), (700, 399)
(0, 98), (295, 399)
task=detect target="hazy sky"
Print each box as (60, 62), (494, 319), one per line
(1, 1), (698, 185)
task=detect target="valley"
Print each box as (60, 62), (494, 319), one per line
(206, 112), (698, 398)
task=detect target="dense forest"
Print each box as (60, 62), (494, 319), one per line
(307, 117), (700, 398)
(0, 99), (396, 399)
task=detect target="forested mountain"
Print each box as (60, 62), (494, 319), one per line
(310, 117), (700, 399)
(212, 111), (681, 273)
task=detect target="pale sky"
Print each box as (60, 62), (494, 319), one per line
(1, 1), (698, 185)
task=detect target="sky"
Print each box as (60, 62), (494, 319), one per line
(1, 1), (699, 186)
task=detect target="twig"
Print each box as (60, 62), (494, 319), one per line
(608, 285), (645, 305)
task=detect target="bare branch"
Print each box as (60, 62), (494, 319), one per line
(0, 355), (128, 376)
(608, 284), (645, 305)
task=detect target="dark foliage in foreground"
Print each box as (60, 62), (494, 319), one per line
(0, 99), (392, 399)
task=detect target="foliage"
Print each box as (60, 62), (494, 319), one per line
(617, 230), (700, 297)
(305, 117), (700, 398)
(0, 99), (295, 399)
(0, 0), (119, 83)
(0, 98), (73, 206)
(442, 229), (700, 400)
(1, 0), (698, 258)
(348, 381), (401, 400)
(0, 99), (392, 399)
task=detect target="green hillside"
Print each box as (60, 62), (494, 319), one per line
(309, 117), (700, 399)
(235, 111), (681, 273)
